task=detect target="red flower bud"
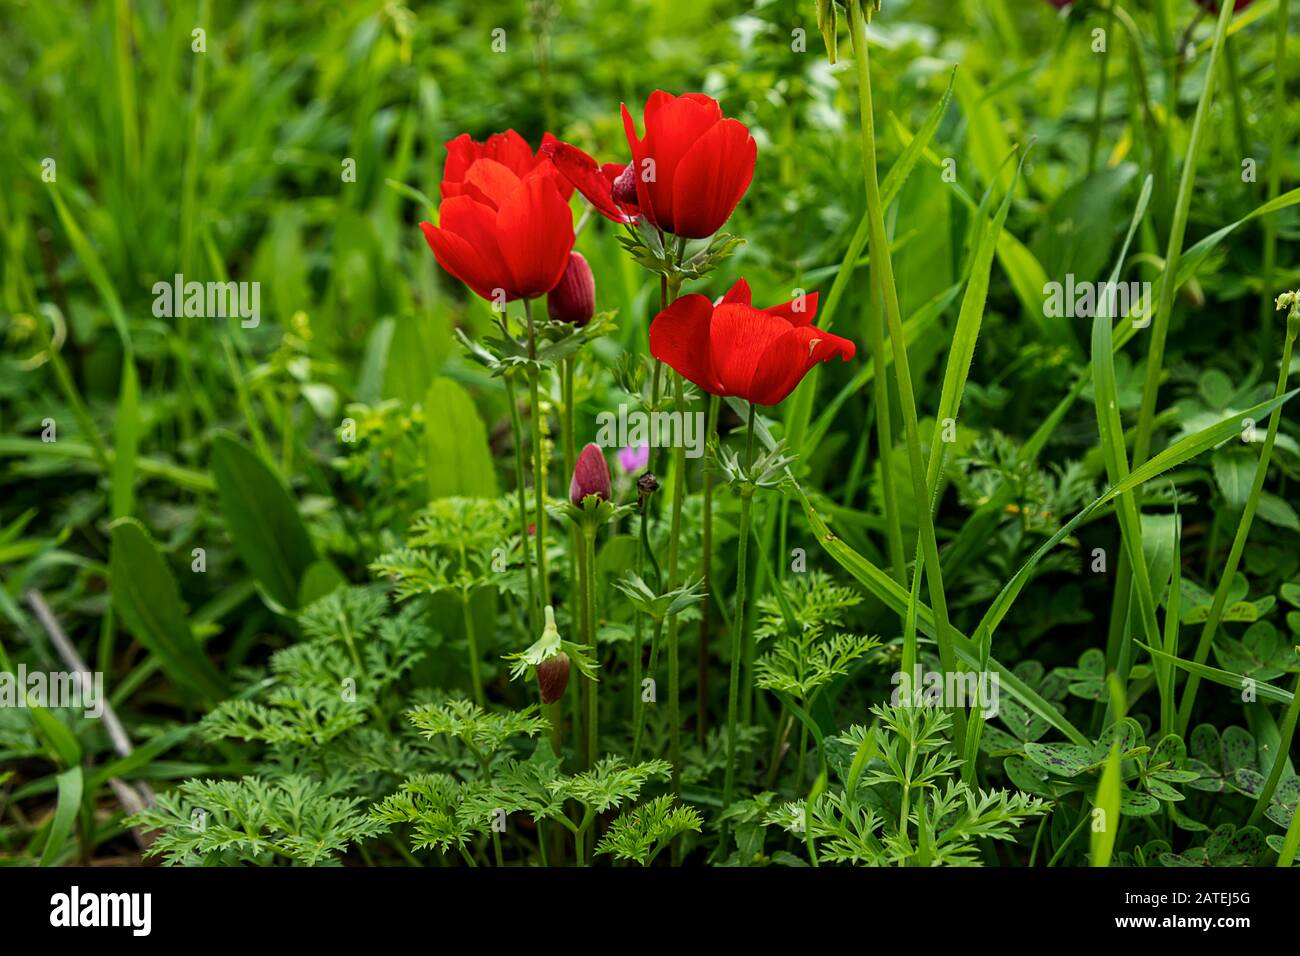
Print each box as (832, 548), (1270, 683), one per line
(570, 442), (612, 506)
(547, 252), (596, 326)
(537, 652), (570, 704)
(1191, 0), (1253, 10)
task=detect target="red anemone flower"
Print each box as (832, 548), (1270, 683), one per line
(1192, 0), (1253, 10)
(544, 92), (756, 239)
(622, 92), (757, 239)
(441, 130), (573, 201)
(648, 279), (854, 407)
(420, 132), (575, 303)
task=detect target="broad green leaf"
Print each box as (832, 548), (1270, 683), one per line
(425, 377), (498, 499)
(110, 519), (227, 702)
(211, 432), (318, 612)
(298, 559), (348, 607)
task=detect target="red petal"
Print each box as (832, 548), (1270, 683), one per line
(720, 277), (752, 306)
(708, 304), (792, 400)
(539, 133), (575, 199)
(747, 325), (857, 406)
(420, 215), (503, 302)
(669, 118), (756, 238)
(441, 133), (481, 197)
(639, 94), (726, 234)
(541, 141), (630, 222)
(494, 175), (575, 299)
(763, 290), (820, 327)
(462, 158), (523, 211)
(480, 129), (536, 177)
(648, 294), (720, 394)
(622, 103), (659, 228)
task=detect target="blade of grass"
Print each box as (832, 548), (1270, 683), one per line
(847, 0), (965, 754)
(1131, 0), (1236, 469)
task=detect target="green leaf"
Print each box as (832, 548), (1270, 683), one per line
(1091, 743), (1122, 867)
(424, 377), (499, 499)
(298, 559), (348, 607)
(110, 518), (227, 702)
(40, 766), (83, 866)
(211, 432), (317, 611)
(1212, 447), (1255, 511)
(1141, 643), (1295, 705)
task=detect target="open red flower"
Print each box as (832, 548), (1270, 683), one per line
(622, 92), (757, 239)
(539, 140), (640, 224)
(649, 279), (853, 407)
(441, 130), (573, 201)
(544, 92), (755, 239)
(420, 134), (575, 302)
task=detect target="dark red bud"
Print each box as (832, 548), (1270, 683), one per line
(611, 163), (639, 205)
(537, 652), (570, 704)
(1192, 0), (1253, 10)
(570, 442), (612, 506)
(547, 252), (596, 326)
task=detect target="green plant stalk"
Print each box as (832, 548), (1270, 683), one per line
(866, 249), (905, 585)
(1260, 0), (1291, 344)
(721, 402), (757, 811)
(1248, 670), (1300, 829)
(697, 393), (720, 741)
(575, 519), (592, 769)
(504, 373), (539, 638)
(1132, 0), (1235, 470)
(848, 0), (965, 752)
(1279, 784), (1300, 866)
(1222, 34), (1249, 159)
(562, 354), (579, 570)
(1087, 3), (1116, 175)
(1177, 311), (1297, 733)
(461, 594), (485, 708)
(583, 524), (599, 766)
(522, 299), (550, 612)
(664, 371), (687, 795)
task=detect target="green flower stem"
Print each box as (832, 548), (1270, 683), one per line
(461, 593), (485, 708)
(633, 615), (665, 762)
(722, 401), (758, 811)
(1260, 0), (1291, 345)
(583, 523), (599, 766)
(1249, 670), (1300, 830)
(1178, 310), (1297, 733)
(697, 393), (720, 742)
(848, 0), (965, 753)
(523, 298), (550, 610)
(1279, 778), (1300, 866)
(547, 699), (563, 760)
(1131, 0), (1235, 470)
(865, 260), (905, 586)
(504, 372), (539, 637)
(562, 354), (579, 587)
(1087, 3), (1116, 176)
(575, 518), (592, 769)
(664, 371), (687, 795)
